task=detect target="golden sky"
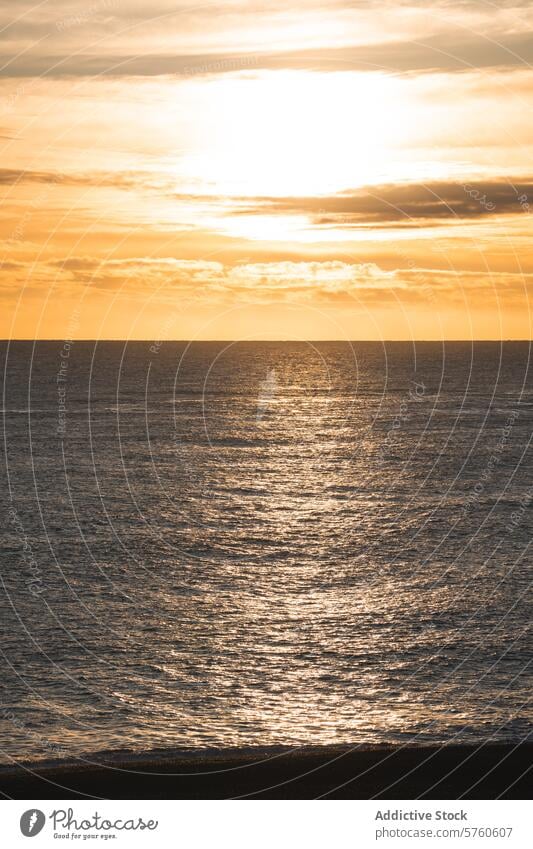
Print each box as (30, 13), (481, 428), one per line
(1, 0), (533, 339)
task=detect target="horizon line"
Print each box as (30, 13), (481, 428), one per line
(1, 338), (532, 344)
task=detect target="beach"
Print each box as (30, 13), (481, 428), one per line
(0, 743), (530, 799)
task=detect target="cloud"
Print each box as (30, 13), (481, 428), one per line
(3, 167), (531, 224)
(234, 180), (533, 225)
(4, 32), (533, 78)
(2, 255), (532, 307)
(0, 168), (144, 187)
(2, 0), (533, 77)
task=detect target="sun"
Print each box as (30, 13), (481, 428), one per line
(177, 70), (415, 198)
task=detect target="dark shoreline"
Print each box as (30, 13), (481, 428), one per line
(0, 743), (530, 799)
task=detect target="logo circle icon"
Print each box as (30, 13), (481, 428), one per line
(20, 810), (45, 837)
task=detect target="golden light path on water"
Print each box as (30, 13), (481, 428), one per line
(0, 341), (530, 759)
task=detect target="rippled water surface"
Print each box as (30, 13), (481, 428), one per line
(0, 341), (531, 762)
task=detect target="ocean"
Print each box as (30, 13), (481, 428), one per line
(0, 341), (531, 763)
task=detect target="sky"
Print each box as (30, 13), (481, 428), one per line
(1, 0), (533, 340)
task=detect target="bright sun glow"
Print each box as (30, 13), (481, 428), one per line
(3, 0), (533, 341)
(177, 71), (416, 197)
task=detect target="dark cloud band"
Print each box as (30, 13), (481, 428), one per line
(2, 31), (533, 78)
